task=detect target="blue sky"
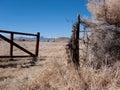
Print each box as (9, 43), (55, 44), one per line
(0, 0), (91, 38)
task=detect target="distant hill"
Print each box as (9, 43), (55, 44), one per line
(14, 37), (35, 41)
(14, 36), (70, 42)
(40, 36), (54, 41)
(14, 36), (54, 41)
(55, 37), (70, 42)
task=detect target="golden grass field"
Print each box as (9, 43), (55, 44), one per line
(0, 40), (120, 90)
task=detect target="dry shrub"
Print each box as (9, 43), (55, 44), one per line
(87, 0), (120, 25)
(81, 0), (120, 68)
(88, 24), (120, 68)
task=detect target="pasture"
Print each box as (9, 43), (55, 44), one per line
(0, 40), (120, 90)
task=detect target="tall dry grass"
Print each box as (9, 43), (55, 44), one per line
(0, 41), (120, 90)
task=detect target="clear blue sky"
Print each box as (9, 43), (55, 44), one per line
(0, 0), (91, 38)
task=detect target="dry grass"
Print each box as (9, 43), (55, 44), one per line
(0, 40), (120, 90)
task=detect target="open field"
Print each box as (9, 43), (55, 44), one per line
(0, 40), (120, 90)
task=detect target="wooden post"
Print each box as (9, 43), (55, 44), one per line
(66, 14), (80, 70)
(35, 32), (40, 57)
(10, 33), (14, 58)
(75, 14), (80, 67)
(72, 14), (80, 69)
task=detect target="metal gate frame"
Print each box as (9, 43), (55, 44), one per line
(0, 30), (40, 58)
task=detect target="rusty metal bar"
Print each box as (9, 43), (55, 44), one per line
(10, 33), (14, 57)
(0, 30), (37, 36)
(0, 55), (32, 58)
(35, 32), (40, 57)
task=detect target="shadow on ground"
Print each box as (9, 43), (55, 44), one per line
(0, 57), (46, 69)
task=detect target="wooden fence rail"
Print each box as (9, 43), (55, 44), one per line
(0, 30), (40, 58)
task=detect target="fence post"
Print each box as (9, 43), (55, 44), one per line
(10, 32), (14, 58)
(35, 32), (40, 57)
(72, 14), (80, 69)
(76, 14), (80, 67)
(66, 14), (80, 70)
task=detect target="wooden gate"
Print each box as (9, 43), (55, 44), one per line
(0, 30), (40, 58)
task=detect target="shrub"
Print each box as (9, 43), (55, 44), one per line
(81, 0), (120, 68)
